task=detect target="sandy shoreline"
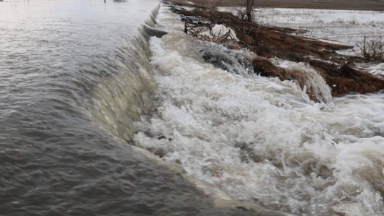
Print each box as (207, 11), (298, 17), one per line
(169, 0), (384, 11)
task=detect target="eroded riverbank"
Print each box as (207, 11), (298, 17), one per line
(169, 0), (384, 11)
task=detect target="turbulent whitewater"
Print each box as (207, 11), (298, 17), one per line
(1, 1), (269, 215)
(2, 0), (384, 215)
(134, 4), (384, 216)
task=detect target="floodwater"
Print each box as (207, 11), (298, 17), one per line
(134, 3), (384, 216)
(0, 1), (266, 215)
(2, 0), (384, 216)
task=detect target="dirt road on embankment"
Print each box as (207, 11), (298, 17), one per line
(169, 0), (384, 11)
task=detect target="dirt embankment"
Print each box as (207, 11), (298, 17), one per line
(169, 0), (384, 11)
(168, 4), (384, 101)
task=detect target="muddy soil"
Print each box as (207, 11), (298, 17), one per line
(169, 0), (384, 11)
(169, 5), (384, 101)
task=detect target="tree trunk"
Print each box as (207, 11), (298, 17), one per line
(246, 0), (254, 22)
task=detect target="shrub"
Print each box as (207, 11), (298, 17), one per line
(356, 35), (384, 62)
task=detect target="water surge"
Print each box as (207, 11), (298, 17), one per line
(134, 3), (384, 215)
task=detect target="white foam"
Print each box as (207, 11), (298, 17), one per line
(135, 5), (384, 215)
(211, 24), (239, 42)
(275, 60), (332, 103)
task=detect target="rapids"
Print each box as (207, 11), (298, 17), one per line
(2, 1), (284, 215)
(133, 3), (384, 216)
(2, 0), (384, 215)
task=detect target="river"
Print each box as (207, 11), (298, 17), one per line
(1, 0), (384, 216)
(0, 1), (252, 215)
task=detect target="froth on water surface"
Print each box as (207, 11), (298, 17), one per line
(0, 0), (272, 215)
(134, 4), (384, 215)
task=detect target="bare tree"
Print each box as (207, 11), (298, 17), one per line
(207, 0), (222, 9)
(246, 0), (254, 22)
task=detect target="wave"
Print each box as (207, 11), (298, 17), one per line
(90, 7), (160, 141)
